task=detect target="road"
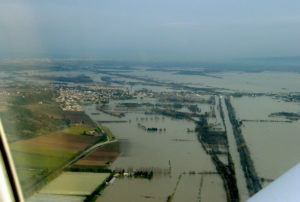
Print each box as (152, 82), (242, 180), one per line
(220, 96), (249, 201)
(63, 139), (118, 169)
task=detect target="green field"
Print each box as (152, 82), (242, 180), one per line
(39, 172), (110, 195)
(15, 168), (48, 191)
(62, 126), (96, 135)
(10, 143), (76, 158)
(12, 151), (69, 169)
(1, 87), (66, 142)
(100, 125), (114, 140)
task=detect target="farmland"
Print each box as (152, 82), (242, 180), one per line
(73, 142), (119, 168)
(1, 86), (65, 142)
(14, 132), (102, 152)
(1, 84), (99, 142)
(39, 172), (110, 195)
(28, 194), (86, 202)
(10, 129), (106, 197)
(0, 84), (111, 197)
(62, 126), (96, 135)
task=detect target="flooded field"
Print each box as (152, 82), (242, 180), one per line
(81, 70), (300, 201)
(131, 69), (300, 93)
(8, 67), (300, 202)
(84, 104), (226, 202)
(173, 174), (226, 202)
(232, 96), (300, 183)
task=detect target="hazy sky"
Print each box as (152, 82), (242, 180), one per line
(1, 0), (300, 61)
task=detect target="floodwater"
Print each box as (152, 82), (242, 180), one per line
(84, 70), (300, 201)
(24, 69), (300, 202)
(84, 104), (227, 202)
(130, 69), (300, 93)
(232, 96), (300, 184)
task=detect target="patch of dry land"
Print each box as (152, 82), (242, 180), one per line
(39, 172), (110, 195)
(74, 142), (119, 168)
(28, 194), (86, 202)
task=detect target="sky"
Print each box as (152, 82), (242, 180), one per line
(0, 0), (300, 62)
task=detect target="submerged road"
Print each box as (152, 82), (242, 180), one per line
(220, 97), (249, 201)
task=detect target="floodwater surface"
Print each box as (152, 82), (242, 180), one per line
(84, 105), (227, 202)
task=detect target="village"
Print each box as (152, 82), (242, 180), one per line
(55, 84), (153, 111)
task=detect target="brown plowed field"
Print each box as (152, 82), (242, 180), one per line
(17, 132), (101, 152)
(74, 142), (119, 167)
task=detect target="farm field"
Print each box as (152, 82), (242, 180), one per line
(1, 86), (66, 142)
(62, 126), (96, 135)
(28, 193), (86, 202)
(13, 132), (102, 152)
(39, 172), (110, 195)
(73, 142), (119, 168)
(10, 128), (104, 197)
(2, 83), (114, 199)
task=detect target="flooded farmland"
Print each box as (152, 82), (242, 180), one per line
(7, 67), (300, 202)
(131, 69), (300, 93)
(231, 96), (300, 184)
(80, 70), (300, 201)
(84, 104), (227, 202)
(2, 1), (300, 200)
